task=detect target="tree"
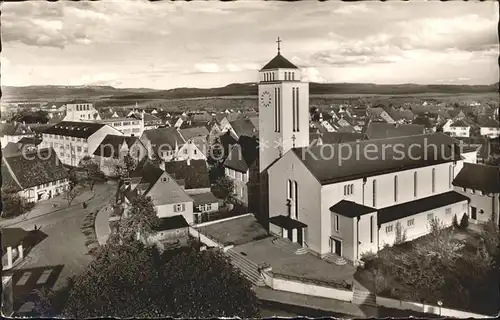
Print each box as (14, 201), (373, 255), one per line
(113, 154), (138, 179)
(459, 213), (469, 230)
(7, 109), (49, 124)
(452, 214), (459, 229)
(78, 156), (104, 191)
(113, 193), (160, 243)
(213, 176), (235, 202)
(63, 187), (80, 206)
(1, 186), (34, 218)
(62, 241), (260, 318)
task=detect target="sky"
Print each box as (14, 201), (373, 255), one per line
(1, 0), (498, 89)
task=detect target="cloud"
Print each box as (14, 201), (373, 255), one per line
(301, 68), (326, 83)
(333, 4), (369, 15)
(225, 63), (260, 72)
(194, 63), (220, 73)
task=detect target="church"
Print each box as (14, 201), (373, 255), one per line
(257, 40), (470, 265)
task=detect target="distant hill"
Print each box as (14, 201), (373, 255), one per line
(2, 82), (498, 102)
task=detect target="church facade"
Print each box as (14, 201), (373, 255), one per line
(258, 44), (471, 265)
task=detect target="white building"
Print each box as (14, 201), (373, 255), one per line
(479, 118), (500, 138)
(0, 123), (35, 146)
(445, 119), (471, 137)
(2, 148), (70, 202)
(95, 117), (144, 137)
(40, 121), (123, 167)
(63, 100), (101, 122)
(258, 47), (469, 265)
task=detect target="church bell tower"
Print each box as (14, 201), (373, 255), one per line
(258, 37), (310, 173)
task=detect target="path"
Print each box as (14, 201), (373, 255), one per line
(7, 182), (116, 314)
(95, 204), (112, 245)
(0, 186), (94, 228)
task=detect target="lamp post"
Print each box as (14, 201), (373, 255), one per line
(437, 300), (443, 316)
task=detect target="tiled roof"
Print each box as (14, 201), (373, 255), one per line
(311, 132), (367, 146)
(0, 123), (33, 137)
(450, 119), (471, 128)
(223, 136), (259, 172)
(230, 119), (257, 138)
(18, 137), (42, 146)
(2, 148), (69, 189)
(478, 118), (500, 128)
(330, 200), (376, 218)
(153, 215), (188, 231)
(1, 163), (22, 191)
(1, 228), (30, 252)
(93, 134), (141, 158)
(42, 121), (106, 138)
(411, 116), (435, 129)
(130, 159), (164, 194)
(336, 125), (356, 133)
(143, 113), (162, 123)
(164, 159), (210, 189)
(377, 191), (470, 225)
(141, 127), (185, 154)
(292, 133), (462, 185)
(365, 122), (425, 140)
(179, 126), (210, 141)
(2, 142), (23, 157)
(452, 163), (500, 193)
(190, 192), (220, 207)
(249, 117), (259, 131)
(260, 53), (298, 71)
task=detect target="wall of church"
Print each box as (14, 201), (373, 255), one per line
(378, 200), (468, 248)
(330, 214), (356, 261)
(357, 212), (379, 260)
(320, 179), (365, 255)
(259, 83), (282, 172)
(268, 151), (322, 253)
(454, 187), (500, 225)
(279, 81), (310, 149)
(362, 162), (457, 210)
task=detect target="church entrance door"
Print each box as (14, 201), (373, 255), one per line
(287, 228), (293, 241)
(330, 238), (342, 256)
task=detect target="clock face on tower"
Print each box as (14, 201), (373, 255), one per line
(260, 91), (272, 108)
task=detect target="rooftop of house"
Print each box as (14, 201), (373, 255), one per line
(0, 123), (33, 137)
(153, 215), (189, 232)
(1, 142), (23, 157)
(229, 119), (258, 138)
(190, 192), (220, 207)
(223, 136), (259, 173)
(260, 53), (298, 71)
(452, 163), (500, 194)
(365, 122), (426, 140)
(129, 159), (165, 195)
(377, 191), (470, 225)
(163, 159), (210, 190)
(411, 116), (435, 129)
(18, 136), (43, 146)
(141, 127), (185, 153)
(450, 119), (471, 128)
(179, 126), (210, 141)
(291, 133), (462, 185)
(2, 148), (69, 190)
(93, 134), (142, 159)
(330, 200), (376, 218)
(42, 121), (106, 138)
(1, 228), (30, 253)
(478, 117), (500, 128)
(310, 132), (367, 146)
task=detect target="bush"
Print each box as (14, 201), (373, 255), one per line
(459, 213), (469, 230)
(452, 214), (459, 229)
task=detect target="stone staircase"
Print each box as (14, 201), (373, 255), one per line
(226, 249), (266, 286)
(352, 286), (377, 307)
(322, 252), (347, 266)
(272, 237), (308, 255)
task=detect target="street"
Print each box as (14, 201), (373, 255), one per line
(3, 182), (117, 313)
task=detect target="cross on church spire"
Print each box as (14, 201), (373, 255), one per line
(276, 37), (282, 54)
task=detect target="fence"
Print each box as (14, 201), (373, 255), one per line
(376, 296), (491, 318)
(262, 271), (354, 302)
